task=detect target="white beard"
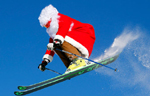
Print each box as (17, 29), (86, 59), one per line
(46, 15), (59, 39)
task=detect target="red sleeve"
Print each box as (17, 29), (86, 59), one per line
(45, 50), (55, 57)
(49, 37), (53, 43)
(45, 37), (55, 57)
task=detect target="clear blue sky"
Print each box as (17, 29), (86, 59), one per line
(1, 0), (150, 96)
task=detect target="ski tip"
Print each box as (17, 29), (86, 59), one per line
(14, 91), (23, 95)
(18, 86), (27, 90)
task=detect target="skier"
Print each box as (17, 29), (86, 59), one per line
(38, 4), (96, 73)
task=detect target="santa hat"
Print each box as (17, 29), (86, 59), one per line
(38, 4), (59, 27)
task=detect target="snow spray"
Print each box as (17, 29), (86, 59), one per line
(94, 27), (150, 95)
(94, 27), (140, 61)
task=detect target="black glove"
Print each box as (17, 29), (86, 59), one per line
(53, 39), (62, 47)
(38, 61), (48, 71)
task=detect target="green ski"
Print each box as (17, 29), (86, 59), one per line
(14, 53), (120, 96)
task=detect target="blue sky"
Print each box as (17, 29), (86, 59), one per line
(1, 0), (150, 96)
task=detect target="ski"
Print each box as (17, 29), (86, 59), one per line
(14, 54), (120, 95)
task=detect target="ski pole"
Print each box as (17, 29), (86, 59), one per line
(55, 48), (117, 72)
(45, 68), (62, 75)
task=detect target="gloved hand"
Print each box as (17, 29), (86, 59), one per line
(38, 59), (50, 71)
(47, 43), (54, 50)
(53, 39), (62, 47)
(47, 39), (62, 50)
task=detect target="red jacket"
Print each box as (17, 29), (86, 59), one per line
(44, 13), (96, 59)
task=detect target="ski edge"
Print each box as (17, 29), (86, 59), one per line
(15, 53), (120, 95)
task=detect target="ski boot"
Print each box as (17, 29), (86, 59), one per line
(65, 58), (87, 73)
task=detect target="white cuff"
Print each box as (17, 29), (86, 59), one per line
(54, 35), (64, 44)
(43, 54), (53, 62)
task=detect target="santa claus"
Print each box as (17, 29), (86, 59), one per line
(38, 4), (96, 73)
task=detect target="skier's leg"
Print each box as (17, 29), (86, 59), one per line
(54, 41), (86, 72)
(54, 41), (81, 68)
(54, 47), (70, 68)
(61, 41), (81, 60)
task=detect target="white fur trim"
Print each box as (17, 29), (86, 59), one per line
(43, 54), (53, 62)
(54, 35), (65, 44)
(65, 36), (89, 58)
(38, 4), (59, 27)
